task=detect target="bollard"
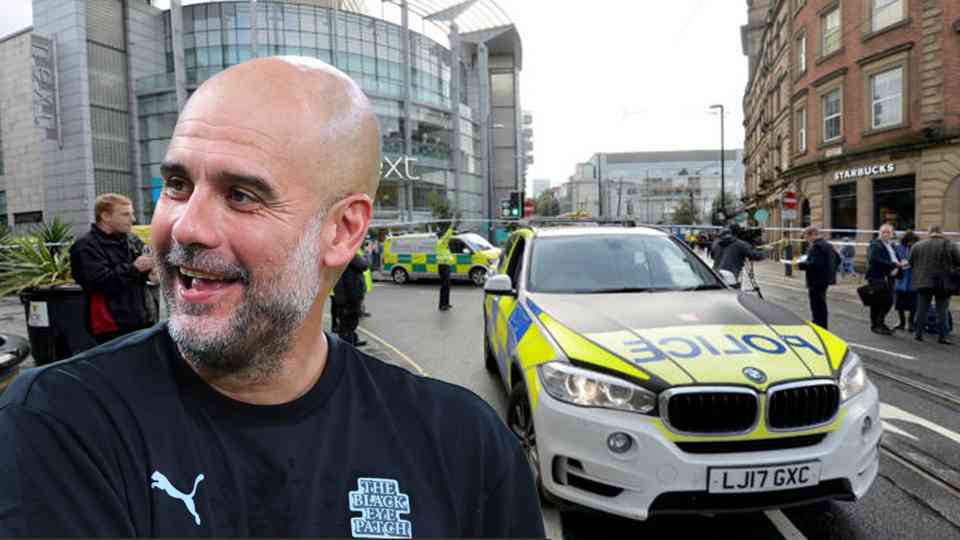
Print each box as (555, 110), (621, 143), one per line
(784, 242), (794, 277)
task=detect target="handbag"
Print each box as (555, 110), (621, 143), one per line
(857, 280), (890, 307)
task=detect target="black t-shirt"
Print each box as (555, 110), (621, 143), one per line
(0, 325), (545, 538)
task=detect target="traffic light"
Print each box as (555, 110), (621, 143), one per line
(509, 191), (522, 218)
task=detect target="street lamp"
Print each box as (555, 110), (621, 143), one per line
(709, 104), (726, 223)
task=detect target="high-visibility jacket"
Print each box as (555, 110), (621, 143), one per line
(358, 248), (374, 293)
(436, 226), (455, 266)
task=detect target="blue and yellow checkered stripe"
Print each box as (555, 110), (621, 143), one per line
(383, 252), (488, 275)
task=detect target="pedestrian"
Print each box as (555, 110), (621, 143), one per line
(894, 230), (919, 332)
(334, 251), (368, 346)
(710, 224), (766, 285)
(0, 57), (544, 537)
(798, 226), (840, 329)
(69, 193), (157, 345)
(866, 223), (907, 335)
(437, 224), (454, 311)
(909, 224), (960, 344)
(840, 238), (856, 278)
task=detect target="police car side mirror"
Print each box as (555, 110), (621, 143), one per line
(485, 274), (516, 296)
(718, 269), (740, 288)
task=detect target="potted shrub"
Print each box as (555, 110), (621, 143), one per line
(0, 218), (96, 366)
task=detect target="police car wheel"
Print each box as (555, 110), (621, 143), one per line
(469, 267), (487, 287)
(391, 267), (408, 285)
(483, 320), (497, 373)
(507, 381), (542, 493)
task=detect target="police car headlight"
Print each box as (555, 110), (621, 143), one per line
(537, 361), (656, 414)
(839, 350), (867, 401)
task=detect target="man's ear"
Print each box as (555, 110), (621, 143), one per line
(323, 193), (373, 269)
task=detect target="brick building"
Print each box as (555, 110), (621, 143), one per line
(742, 0), (960, 242)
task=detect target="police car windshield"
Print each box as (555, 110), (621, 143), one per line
(459, 233), (494, 252)
(527, 235), (721, 294)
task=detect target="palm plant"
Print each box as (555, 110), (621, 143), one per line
(0, 218), (75, 297)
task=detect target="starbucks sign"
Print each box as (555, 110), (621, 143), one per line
(833, 163), (895, 182)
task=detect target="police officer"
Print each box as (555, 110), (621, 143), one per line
(437, 224), (454, 311)
(710, 224), (766, 284)
(334, 252), (369, 346)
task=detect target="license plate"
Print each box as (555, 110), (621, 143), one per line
(707, 461), (821, 494)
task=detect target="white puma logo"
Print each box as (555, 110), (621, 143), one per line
(150, 470), (205, 526)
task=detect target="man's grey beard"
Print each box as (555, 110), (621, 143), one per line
(159, 212), (325, 381)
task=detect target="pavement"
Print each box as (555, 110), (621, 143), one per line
(746, 258), (960, 327)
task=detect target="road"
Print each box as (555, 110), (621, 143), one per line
(358, 273), (960, 540)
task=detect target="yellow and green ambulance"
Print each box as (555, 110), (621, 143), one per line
(382, 231), (501, 286)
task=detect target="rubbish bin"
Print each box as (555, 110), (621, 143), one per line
(20, 284), (97, 366)
(0, 334), (31, 395)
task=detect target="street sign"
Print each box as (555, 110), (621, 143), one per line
(783, 191), (797, 209)
(782, 208), (797, 220)
(754, 209), (770, 224)
(735, 212), (749, 224)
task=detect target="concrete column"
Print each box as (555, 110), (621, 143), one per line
(401, 0), (413, 221)
(477, 43), (491, 239)
(250, 0), (258, 58)
(449, 22), (462, 214)
(170, 0), (187, 110)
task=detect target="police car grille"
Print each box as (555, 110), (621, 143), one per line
(666, 392), (757, 434)
(768, 383), (839, 430)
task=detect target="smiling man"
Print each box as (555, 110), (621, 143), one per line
(0, 57), (544, 538)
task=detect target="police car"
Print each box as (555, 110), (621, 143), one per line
(482, 222), (879, 520)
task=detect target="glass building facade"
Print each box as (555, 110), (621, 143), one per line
(137, 1), (491, 223)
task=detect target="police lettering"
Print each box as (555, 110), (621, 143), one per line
(625, 333), (823, 364)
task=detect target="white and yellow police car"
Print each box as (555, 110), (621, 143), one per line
(483, 223), (879, 520)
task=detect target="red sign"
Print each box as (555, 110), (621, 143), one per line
(783, 191), (797, 209)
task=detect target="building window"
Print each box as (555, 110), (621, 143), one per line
(872, 0), (904, 32)
(871, 66), (903, 129)
(822, 89), (842, 142)
(14, 211), (43, 226)
(830, 183), (857, 238)
(797, 33), (806, 73)
(874, 176), (915, 231)
(821, 6), (841, 56)
(796, 107), (807, 153)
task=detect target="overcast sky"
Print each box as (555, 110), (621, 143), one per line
(0, 1), (748, 191)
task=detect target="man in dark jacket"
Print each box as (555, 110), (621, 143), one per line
(798, 226), (840, 329)
(70, 194), (156, 344)
(710, 224), (766, 284)
(909, 224), (960, 344)
(333, 252), (368, 346)
(866, 223), (906, 335)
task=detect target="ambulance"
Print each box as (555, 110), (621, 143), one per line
(382, 231), (501, 286)
(483, 222), (880, 520)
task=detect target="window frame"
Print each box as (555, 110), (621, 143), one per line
(869, 0), (906, 33)
(795, 104), (808, 155)
(862, 51), (910, 135)
(816, 78), (844, 147)
(797, 32), (807, 75)
(819, 2), (842, 59)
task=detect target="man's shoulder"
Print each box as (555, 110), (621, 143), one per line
(0, 325), (171, 418)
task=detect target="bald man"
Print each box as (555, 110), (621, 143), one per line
(0, 58), (544, 538)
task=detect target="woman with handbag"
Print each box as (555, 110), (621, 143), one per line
(894, 231), (919, 332)
(909, 224), (960, 344)
(866, 224), (906, 335)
